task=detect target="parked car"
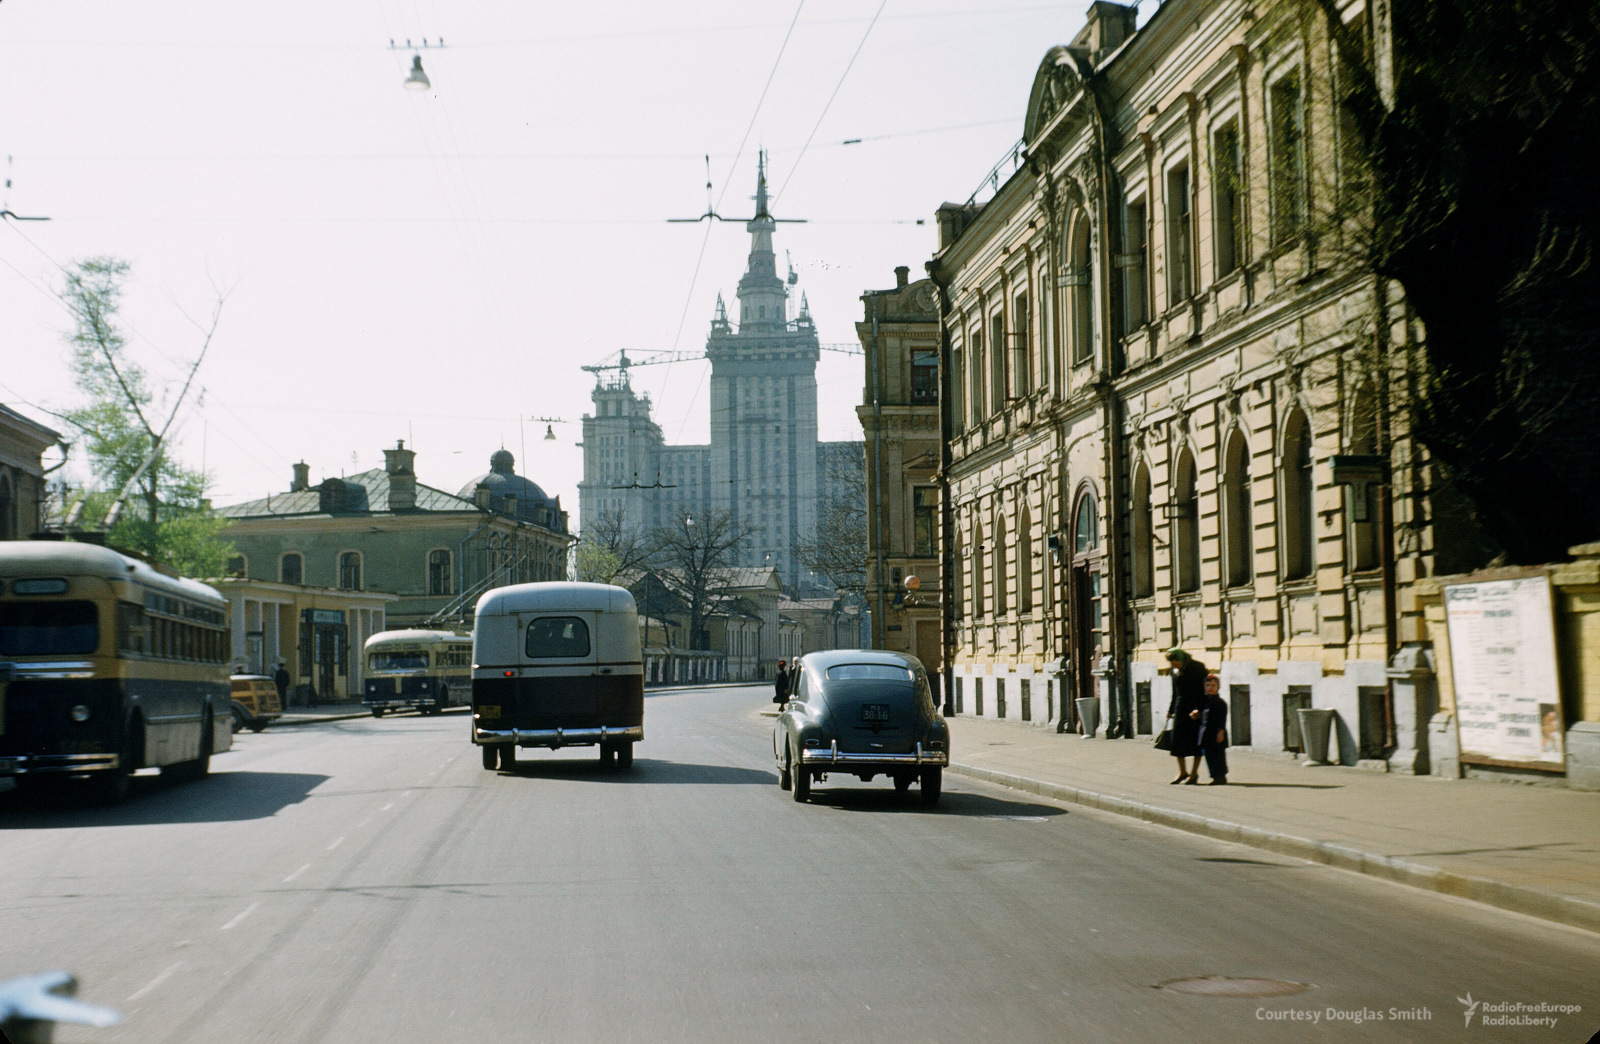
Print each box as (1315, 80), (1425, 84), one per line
(229, 675), (282, 733)
(773, 650), (949, 805)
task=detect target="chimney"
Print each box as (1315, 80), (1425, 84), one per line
(895, 266), (910, 289)
(291, 461), (311, 492)
(474, 483), (491, 510)
(1072, 1), (1138, 64)
(384, 440), (417, 511)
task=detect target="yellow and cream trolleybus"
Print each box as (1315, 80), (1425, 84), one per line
(362, 628), (471, 717)
(0, 540), (232, 802)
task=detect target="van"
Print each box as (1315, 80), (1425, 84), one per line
(470, 582), (643, 770)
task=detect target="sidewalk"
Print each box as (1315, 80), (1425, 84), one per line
(946, 715), (1600, 935)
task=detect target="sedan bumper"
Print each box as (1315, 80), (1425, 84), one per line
(474, 725), (643, 749)
(799, 741), (947, 767)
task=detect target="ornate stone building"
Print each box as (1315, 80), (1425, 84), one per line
(0, 403), (60, 541)
(579, 158), (860, 594)
(933, 0), (1472, 768)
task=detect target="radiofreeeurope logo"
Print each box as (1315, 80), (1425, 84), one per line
(1457, 992), (1581, 1031)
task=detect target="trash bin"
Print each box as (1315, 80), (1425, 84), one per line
(1076, 697), (1101, 739)
(1297, 708), (1336, 765)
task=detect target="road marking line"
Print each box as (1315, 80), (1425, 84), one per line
(127, 962), (181, 1001)
(356, 817), (371, 828)
(381, 802), (394, 811)
(401, 790), (412, 797)
(282, 863), (312, 883)
(326, 836), (345, 851)
(221, 901), (260, 931)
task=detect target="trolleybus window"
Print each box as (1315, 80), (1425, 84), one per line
(370, 651), (429, 671)
(525, 616), (590, 658)
(0, 600), (99, 655)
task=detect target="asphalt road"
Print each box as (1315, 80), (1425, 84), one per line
(3, 684), (1597, 1043)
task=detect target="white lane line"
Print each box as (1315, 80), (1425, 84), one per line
(381, 802), (394, 811)
(127, 962), (181, 1001)
(400, 790), (412, 797)
(281, 863), (312, 883)
(220, 901), (260, 931)
(326, 836), (345, 851)
(356, 817), (372, 829)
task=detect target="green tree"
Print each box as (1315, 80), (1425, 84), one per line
(59, 257), (234, 576)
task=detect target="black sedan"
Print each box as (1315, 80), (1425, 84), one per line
(773, 650), (949, 805)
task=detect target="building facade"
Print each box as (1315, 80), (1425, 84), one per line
(0, 403), (61, 541)
(220, 443), (573, 629)
(856, 267), (944, 677)
(579, 158), (861, 594)
(933, 0), (1471, 768)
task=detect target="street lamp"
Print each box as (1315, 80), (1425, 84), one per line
(403, 54), (431, 91)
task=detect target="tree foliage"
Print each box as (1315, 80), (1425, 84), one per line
(574, 508), (657, 584)
(58, 257), (233, 576)
(648, 509), (754, 650)
(1311, 0), (1600, 563)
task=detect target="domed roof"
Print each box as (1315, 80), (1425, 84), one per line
(458, 450), (554, 521)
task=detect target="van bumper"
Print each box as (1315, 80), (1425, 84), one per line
(473, 725), (643, 749)
(0, 753), (121, 776)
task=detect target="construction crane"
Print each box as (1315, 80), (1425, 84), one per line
(580, 348), (707, 381)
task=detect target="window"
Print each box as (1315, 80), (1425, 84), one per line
(993, 516), (1008, 616)
(951, 347), (966, 434)
(912, 487), (938, 557)
(1173, 450), (1200, 593)
(226, 555), (247, 577)
(1270, 70), (1306, 245)
(339, 552), (362, 591)
(525, 616), (591, 658)
(1166, 162), (1193, 302)
(1213, 121), (1243, 277)
(1074, 493), (1099, 555)
(825, 664), (913, 682)
(1119, 197), (1148, 333)
(972, 523), (986, 617)
(1012, 292), (1030, 393)
(1017, 506), (1033, 614)
(1231, 684), (1253, 746)
(1132, 464), (1154, 598)
(428, 549), (452, 595)
(1282, 410), (1315, 580)
(280, 553), (303, 586)
(910, 350), (938, 405)
(990, 313), (1007, 412)
(116, 601), (147, 655)
(1349, 386), (1380, 571)
(969, 327), (985, 425)
(0, 601), (99, 656)
(1068, 213), (1094, 363)
(1223, 430), (1254, 588)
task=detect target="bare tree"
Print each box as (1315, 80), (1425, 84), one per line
(649, 509), (754, 650)
(796, 443), (867, 596)
(574, 508), (657, 584)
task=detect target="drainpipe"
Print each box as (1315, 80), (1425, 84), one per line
(927, 259), (958, 716)
(1375, 276), (1400, 749)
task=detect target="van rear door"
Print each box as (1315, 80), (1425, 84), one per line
(516, 612), (600, 727)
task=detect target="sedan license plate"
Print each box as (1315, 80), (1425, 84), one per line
(861, 703), (891, 723)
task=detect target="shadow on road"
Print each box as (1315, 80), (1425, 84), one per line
(495, 759), (774, 786)
(804, 786), (1070, 818)
(0, 769), (329, 828)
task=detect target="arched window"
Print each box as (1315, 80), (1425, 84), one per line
(1068, 212), (1094, 364)
(428, 549), (452, 595)
(1282, 410), (1315, 580)
(951, 345), (966, 435)
(969, 325), (986, 426)
(993, 515), (1008, 616)
(1017, 504), (1034, 614)
(972, 520), (986, 618)
(1349, 386), (1380, 572)
(1131, 464), (1154, 598)
(0, 474), (13, 540)
(1223, 430), (1254, 588)
(952, 532), (964, 618)
(339, 551), (363, 591)
(280, 552), (303, 585)
(1074, 491), (1099, 555)
(1173, 450), (1200, 593)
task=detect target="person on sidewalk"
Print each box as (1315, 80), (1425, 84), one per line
(774, 660), (791, 705)
(272, 660), (291, 711)
(1164, 648), (1207, 784)
(1199, 673), (1229, 785)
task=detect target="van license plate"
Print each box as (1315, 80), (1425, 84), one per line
(478, 705), (500, 720)
(861, 704), (890, 722)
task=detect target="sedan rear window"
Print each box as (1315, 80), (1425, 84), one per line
(526, 616), (591, 658)
(0, 600), (99, 655)
(825, 664), (914, 682)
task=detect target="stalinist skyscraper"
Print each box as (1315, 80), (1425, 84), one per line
(578, 155), (856, 593)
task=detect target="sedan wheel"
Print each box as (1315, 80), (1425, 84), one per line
(599, 743), (616, 767)
(371, 708), (385, 719)
(791, 744), (810, 802)
(615, 742), (634, 770)
(778, 749), (792, 791)
(920, 766), (942, 807)
(893, 773), (913, 793)
(499, 745), (517, 770)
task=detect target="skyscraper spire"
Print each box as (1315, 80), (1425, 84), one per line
(738, 152), (786, 330)
(753, 149), (770, 218)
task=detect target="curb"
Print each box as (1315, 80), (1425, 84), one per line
(948, 761), (1600, 936)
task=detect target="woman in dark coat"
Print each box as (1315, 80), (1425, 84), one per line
(1163, 648), (1208, 784)
(773, 660), (791, 705)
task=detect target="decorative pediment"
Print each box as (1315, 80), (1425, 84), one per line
(1024, 47), (1089, 144)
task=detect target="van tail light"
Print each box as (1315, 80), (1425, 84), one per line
(503, 670), (514, 677)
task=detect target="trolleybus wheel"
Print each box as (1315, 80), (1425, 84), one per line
(163, 712), (213, 782)
(481, 744), (498, 770)
(371, 708), (385, 719)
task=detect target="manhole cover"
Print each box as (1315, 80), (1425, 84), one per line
(1157, 977), (1311, 998)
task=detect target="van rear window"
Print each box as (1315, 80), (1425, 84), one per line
(525, 616), (590, 658)
(0, 600), (99, 655)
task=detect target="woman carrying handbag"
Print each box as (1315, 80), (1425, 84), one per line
(1160, 648), (1208, 784)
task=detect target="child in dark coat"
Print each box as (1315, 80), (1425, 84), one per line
(1199, 673), (1229, 784)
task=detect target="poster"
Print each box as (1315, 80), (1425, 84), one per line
(1443, 575), (1566, 769)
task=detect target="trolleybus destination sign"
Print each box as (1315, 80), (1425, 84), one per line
(1443, 575), (1566, 770)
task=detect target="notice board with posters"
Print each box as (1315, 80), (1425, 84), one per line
(1443, 575), (1566, 771)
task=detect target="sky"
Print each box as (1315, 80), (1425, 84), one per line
(0, 0), (1115, 518)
